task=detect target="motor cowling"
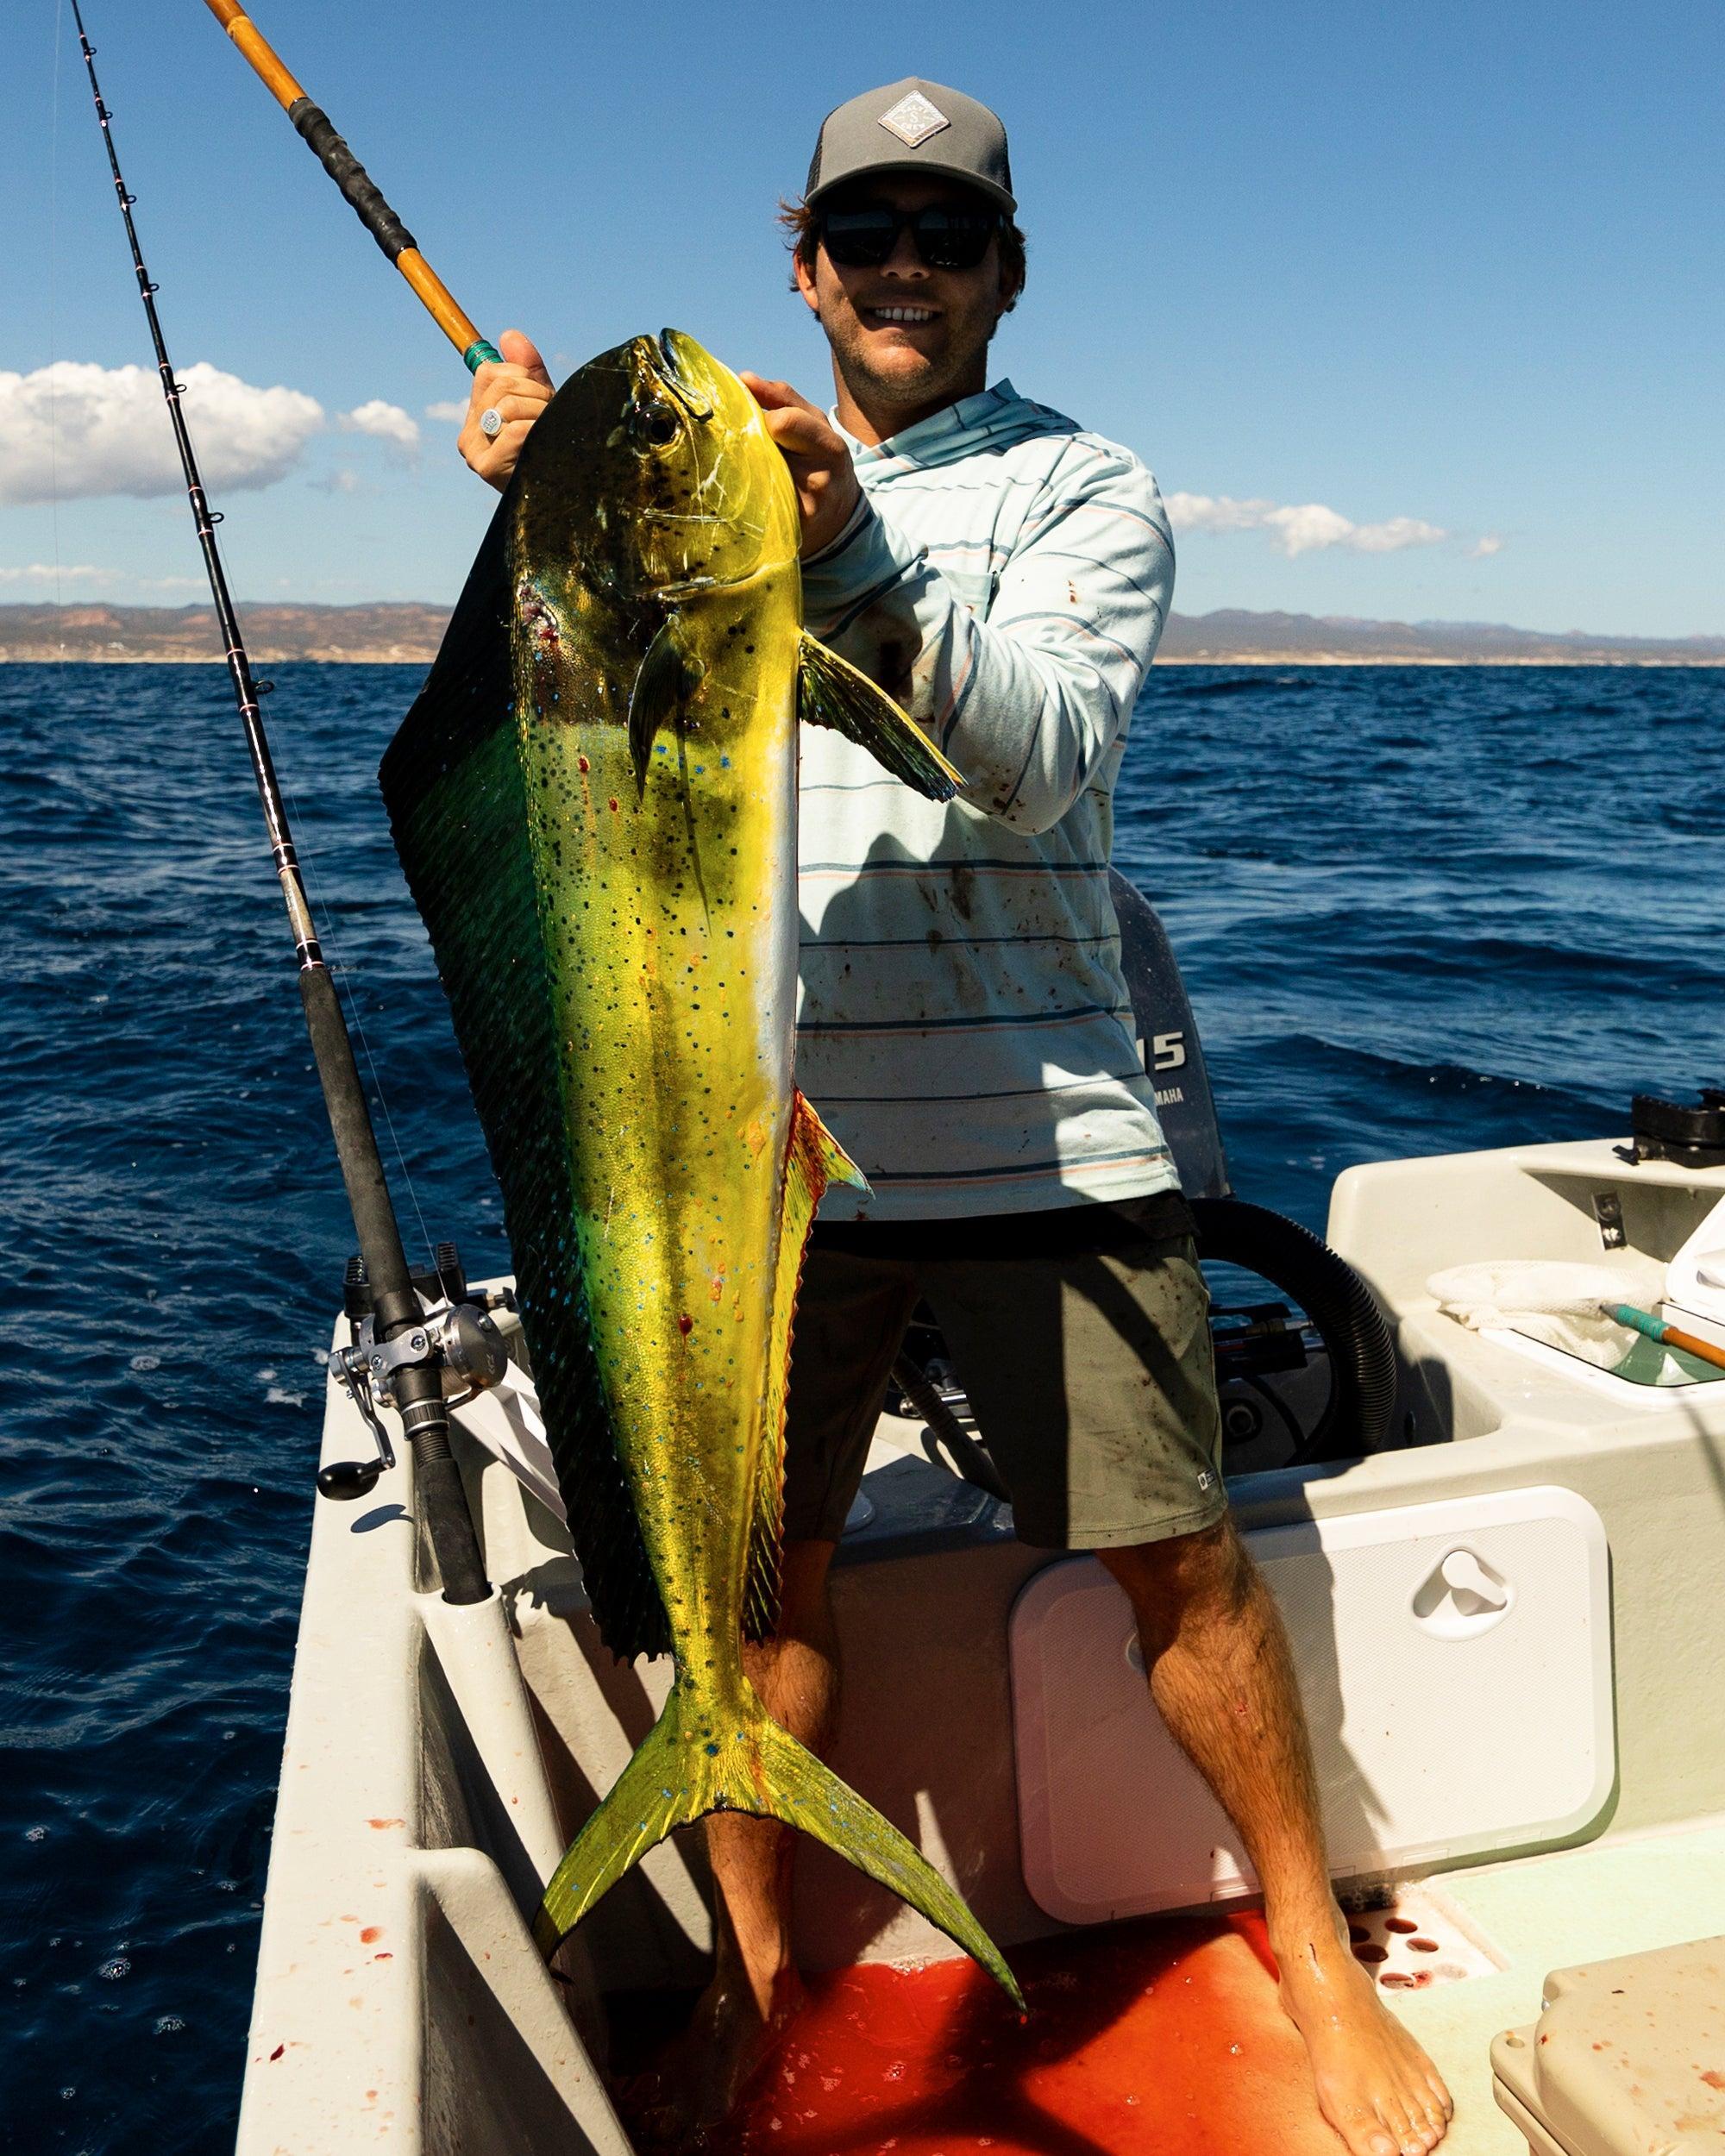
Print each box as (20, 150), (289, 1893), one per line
(1107, 869), (1396, 1462)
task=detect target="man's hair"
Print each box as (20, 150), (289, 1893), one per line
(778, 195), (1027, 312)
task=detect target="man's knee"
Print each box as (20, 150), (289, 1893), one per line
(1098, 1514), (1250, 1639)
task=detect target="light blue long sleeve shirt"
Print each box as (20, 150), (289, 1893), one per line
(795, 379), (1180, 1221)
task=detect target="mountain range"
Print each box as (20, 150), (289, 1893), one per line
(3, 602), (1722, 667)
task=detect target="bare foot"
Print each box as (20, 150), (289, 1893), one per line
(628, 1962), (805, 2151)
(1274, 1914), (1453, 2156)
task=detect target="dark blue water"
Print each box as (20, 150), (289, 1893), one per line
(3, 661), (1721, 2147)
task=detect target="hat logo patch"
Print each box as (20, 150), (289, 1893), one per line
(877, 91), (950, 148)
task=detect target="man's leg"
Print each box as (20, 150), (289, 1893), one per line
(1101, 1520), (1453, 2156)
(643, 1538), (842, 2134)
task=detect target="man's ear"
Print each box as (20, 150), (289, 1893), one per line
(997, 255), (1023, 319)
(793, 249), (822, 317)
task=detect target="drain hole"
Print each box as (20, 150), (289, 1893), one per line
(1385, 1916), (1418, 1934)
(1410, 1937), (1439, 1952)
(1354, 1944), (1388, 1964)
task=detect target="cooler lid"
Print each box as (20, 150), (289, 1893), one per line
(1492, 1937), (1725, 2156)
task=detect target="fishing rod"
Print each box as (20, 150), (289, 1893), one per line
(68, 0), (491, 1606)
(201, 0), (502, 373)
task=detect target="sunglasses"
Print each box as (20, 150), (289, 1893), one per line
(817, 202), (1002, 272)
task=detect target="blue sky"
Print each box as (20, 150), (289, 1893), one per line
(3, 0), (1720, 635)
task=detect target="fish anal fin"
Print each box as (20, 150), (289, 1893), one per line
(798, 632), (963, 801)
(743, 1094), (869, 1640)
(788, 1087), (868, 1197)
(627, 611), (702, 790)
(533, 1677), (1022, 2009)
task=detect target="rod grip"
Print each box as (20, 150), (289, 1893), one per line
(287, 97), (416, 260)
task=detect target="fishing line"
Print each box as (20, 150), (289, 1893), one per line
(47, 0), (66, 647)
(66, 0), (488, 1602)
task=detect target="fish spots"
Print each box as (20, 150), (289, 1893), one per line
(578, 755), (590, 773)
(360, 1927), (383, 1944)
(269, 2045), (285, 2062)
(678, 1313), (693, 1336)
(366, 1817), (404, 1830)
(608, 798), (619, 812)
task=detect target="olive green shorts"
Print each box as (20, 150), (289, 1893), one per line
(781, 1194), (1226, 1551)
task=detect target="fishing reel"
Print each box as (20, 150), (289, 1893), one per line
(319, 1248), (515, 1501)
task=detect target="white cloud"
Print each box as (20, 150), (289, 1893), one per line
(1469, 534), (1505, 558)
(424, 399), (467, 424)
(309, 467), (362, 495)
(340, 398), (420, 455)
(1165, 491), (1447, 558)
(0, 361), (325, 505)
(0, 563), (204, 592)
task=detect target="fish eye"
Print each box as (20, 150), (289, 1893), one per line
(629, 398), (681, 450)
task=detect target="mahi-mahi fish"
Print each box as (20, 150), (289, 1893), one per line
(380, 329), (1019, 2000)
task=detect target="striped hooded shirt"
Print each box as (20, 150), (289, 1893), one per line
(796, 378), (1179, 1221)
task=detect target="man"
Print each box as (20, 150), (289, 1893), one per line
(460, 78), (1452, 2156)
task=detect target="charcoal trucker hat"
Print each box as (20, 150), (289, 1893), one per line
(805, 78), (1016, 215)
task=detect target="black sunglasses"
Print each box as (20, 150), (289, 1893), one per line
(817, 202), (1002, 272)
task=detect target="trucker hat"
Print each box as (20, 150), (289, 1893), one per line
(805, 78), (1016, 215)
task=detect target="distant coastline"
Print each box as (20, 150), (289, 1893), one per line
(3, 601), (1722, 667)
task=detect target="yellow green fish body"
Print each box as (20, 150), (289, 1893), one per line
(381, 330), (1018, 2000)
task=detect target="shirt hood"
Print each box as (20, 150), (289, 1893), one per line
(834, 381), (1076, 473)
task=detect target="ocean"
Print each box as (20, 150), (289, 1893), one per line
(3, 660), (1721, 2147)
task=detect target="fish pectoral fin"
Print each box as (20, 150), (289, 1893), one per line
(797, 632), (963, 801)
(628, 611), (703, 790)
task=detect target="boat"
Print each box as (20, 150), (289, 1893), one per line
(234, 876), (1725, 2156)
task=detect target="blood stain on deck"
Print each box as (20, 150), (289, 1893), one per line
(613, 1911), (1351, 2154)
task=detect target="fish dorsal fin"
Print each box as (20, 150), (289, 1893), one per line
(743, 1092), (868, 1640)
(628, 611), (703, 789)
(797, 632), (963, 801)
(380, 488), (668, 1663)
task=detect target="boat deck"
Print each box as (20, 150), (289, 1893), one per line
(236, 1138), (1725, 2155)
(598, 1817), (1725, 2154)
(1393, 1815), (1725, 2154)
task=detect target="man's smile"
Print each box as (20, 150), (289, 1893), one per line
(862, 304), (940, 326)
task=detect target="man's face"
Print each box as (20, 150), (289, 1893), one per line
(795, 174), (1018, 417)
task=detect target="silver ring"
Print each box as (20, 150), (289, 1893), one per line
(478, 407), (504, 440)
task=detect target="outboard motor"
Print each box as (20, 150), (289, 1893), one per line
(896, 875), (1398, 1485)
(1107, 871), (1230, 1202)
(1110, 869), (1396, 1464)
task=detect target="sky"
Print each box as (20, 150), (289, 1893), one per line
(2, 0), (1720, 636)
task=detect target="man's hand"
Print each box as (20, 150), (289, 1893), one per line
(739, 374), (862, 559)
(458, 329), (554, 492)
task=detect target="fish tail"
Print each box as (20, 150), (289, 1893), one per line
(737, 1697), (1026, 2008)
(531, 1679), (1023, 2007)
